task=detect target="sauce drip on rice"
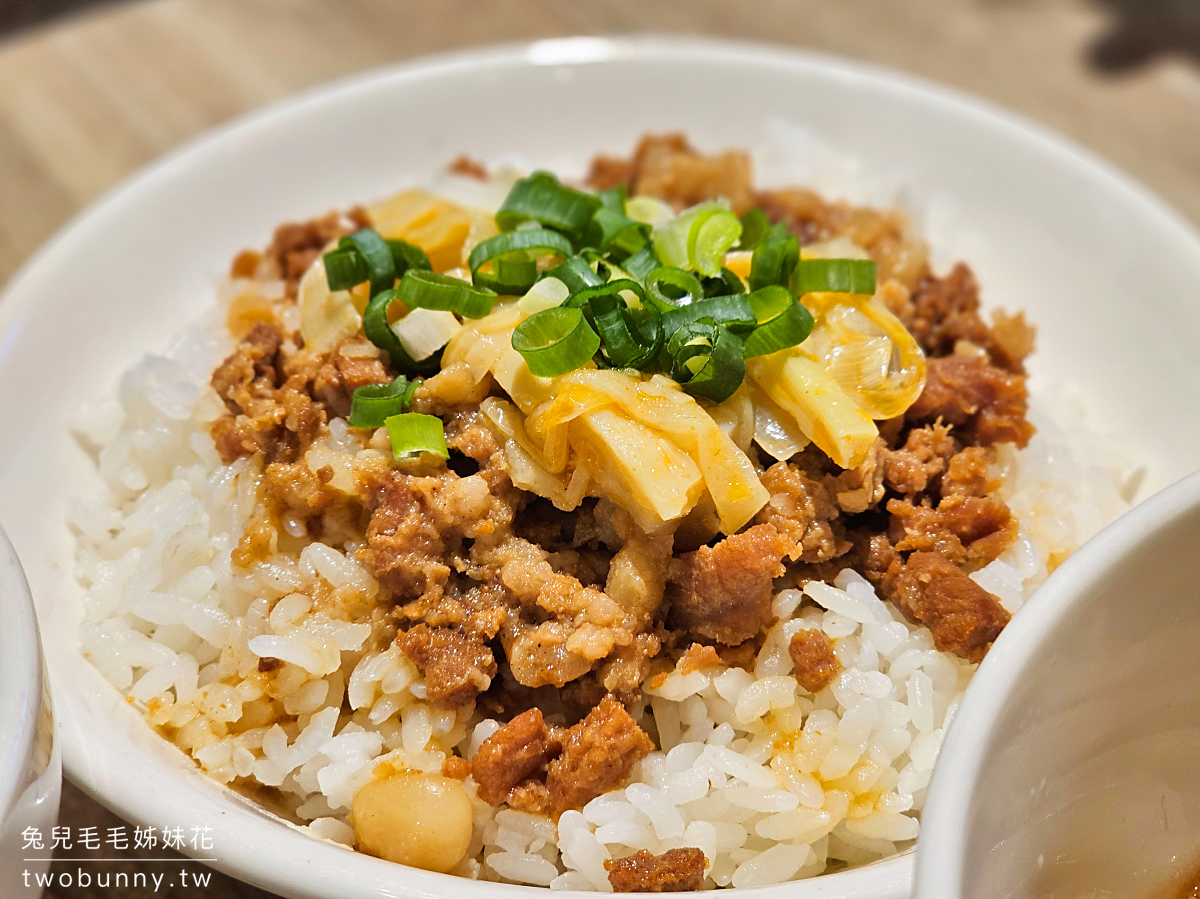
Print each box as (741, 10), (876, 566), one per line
(75, 135), (1119, 892)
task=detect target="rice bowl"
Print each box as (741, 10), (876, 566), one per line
(66, 132), (1134, 890)
(2, 38), (1200, 897)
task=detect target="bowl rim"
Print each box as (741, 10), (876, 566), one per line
(5, 35), (1200, 306)
(0, 525), (46, 820)
(3, 33), (1200, 899)
(915, 469), (1200, 897)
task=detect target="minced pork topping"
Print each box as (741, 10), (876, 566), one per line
(200, 134), (1036, 889)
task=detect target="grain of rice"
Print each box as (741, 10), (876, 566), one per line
(69, 259), (1135, 889)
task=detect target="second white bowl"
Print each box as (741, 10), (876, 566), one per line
(916, 471), (1200, 899)
(0, 527), (61, 896)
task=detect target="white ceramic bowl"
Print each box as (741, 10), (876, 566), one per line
(2, 36), (1200, 899)
(0, 526), (61, 896)
(916, 470), (1200, 899)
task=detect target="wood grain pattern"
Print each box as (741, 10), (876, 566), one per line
(2, 0), (1200, 286)
(9, 1), (1197, 896)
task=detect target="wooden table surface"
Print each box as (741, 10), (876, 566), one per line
(5, 0), (1198, 896)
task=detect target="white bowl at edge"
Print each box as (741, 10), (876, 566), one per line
(916, 470), (1200, 899)
(2, 36), (1200, 899)
(0, 526), (61, 896)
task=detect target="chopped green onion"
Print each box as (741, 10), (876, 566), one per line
(660, 293), (757, 337)
(625, 195), (674, 229)
(690, 209), (742, 277)
(564, 278), (637, 332)
(589, 207), (650, 258)
(742, 286), (815, 359)
(581, 250), (618, 284)
(544, 255), (604, 293)
(626, 305), (665, 367)
(468, 229), (575, 269)
(793, 258), (877, 295)
(623, 245), (660, 282)
(480, 257), (536, 294)
(652, 200), (742, 277)
(325, 232), (431, 293)
(363, 288), (426, 372)
(577, 249), (636, 285)
(348, 376), (419, 429)
(668, 323), (718, 377)
(701, 268), (747, 298)
(468, 228), (574, 293)
(652, 200), (714, 268)
(386, 239), (432, 274)
(512, 306), (602, 377)
(384, 412), (448, 459)
(401, 378), (420, 407)
(493, 251), (539, 294)
(644, 266), (705, 311)
(496, 171), (601, 240)
(396, 269), (497, 319)
(569, 280), (661, 370)
(568, 278), (648, 311)
(738, 208), (770, 251)
(591, 294), (647, 369)
(340, 228), (396, 296)
(667, 321), (745, 403)
(323, 246), (369, 291)
(584, 187), (650, 259)
(748, 222), (799, 292)
(597, 187), (624, 211)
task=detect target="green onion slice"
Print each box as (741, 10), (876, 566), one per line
(567, 278), (648, 311)
(387, 239), (432, 274)
(651, 200), (716, 269)
(690, 209), (742, 278)
(749, 222), (799, 292)
(793, 258), (877, 295)
(591, 293), (647, 369)
(323, 230), (430, 294)
(581, 249), (617, 284)
(348, 376), (420, 429)
(511, 306), (602, 377)
(396, 269), (497, 319)
(468, 228), (574, 293)
(622, 245), (660, 282)
(738, 208), (770, 251)
(701, 268), (747, 298)
(493, 251), (539, 295)
(667, 322), (745, 404)
(644, 266), (705, 311)
(742, 285), (815, 359)
(496, 171), (601, 239)
(597, 186), (624, 211)
(323, 246), (369, 291)
(544, 255), (604, 293)
(627, 305), (665, 367)
(363, 288), (426, 372)
(400, 377), (421, 407)
(584, 187), (650, 259)
(384, 412), (448, 459)
(660, 293), (758, 337)
(589, 207), (650, 258)
(652, 200), (743, 277)
(340, 228), (396, 296)
(571, 280), (662, 370)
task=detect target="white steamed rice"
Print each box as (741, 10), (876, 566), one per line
(68, 282), (1136, 888)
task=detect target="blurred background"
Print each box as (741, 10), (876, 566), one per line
(3, 0), (1196, 896)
